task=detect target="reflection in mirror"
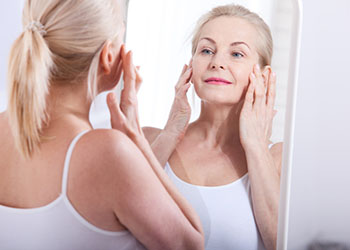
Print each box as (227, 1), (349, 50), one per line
(125, 0), (294, 144)
(125, 0), (296, 249)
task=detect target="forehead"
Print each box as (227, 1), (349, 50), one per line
(198, 16), (257, 48)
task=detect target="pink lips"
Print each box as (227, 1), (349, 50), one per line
(204, 77), (232, 85)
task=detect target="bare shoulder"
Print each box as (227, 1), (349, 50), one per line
(142, 126), (162, 144)
(69, 128), (147, 198)
(75, 129), (140, 167)
(269, 142), (283, 175)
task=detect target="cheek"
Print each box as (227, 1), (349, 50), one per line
(232, 65), (252, 88)
(191, 57), (205, 82)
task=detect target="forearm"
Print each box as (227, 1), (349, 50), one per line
(133, 134), (204, 237)
(150, 129), (179, 167)
(245, 146), (280, 250)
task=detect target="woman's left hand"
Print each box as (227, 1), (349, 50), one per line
(239, 64), (277, 152)
(107, 45), (144, 142)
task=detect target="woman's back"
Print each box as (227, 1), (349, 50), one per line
(0, 112), (145, 250)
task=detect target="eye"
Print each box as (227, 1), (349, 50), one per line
(232, 52), (244, 58)
(201, 49), (214, 55)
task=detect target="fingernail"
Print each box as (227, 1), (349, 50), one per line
(272, 72), (276, 77)
(251, 72), (256, 78)
(255, 64), (260, 71)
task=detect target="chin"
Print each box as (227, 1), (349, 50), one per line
(195, 86), (243, 105)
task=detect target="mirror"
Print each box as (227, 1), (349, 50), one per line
(124, 0), (295, 144)
(279, 0), (350, 249)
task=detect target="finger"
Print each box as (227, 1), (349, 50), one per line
(178, 82), (191, 98)
(253, 64), (266, 107)
(175, 64), (188, 90)
(267, 72), (276, 110)
(175, 67), (192, 91)
(181, 64), (188, 75)
(122, 50), (137, 94)
(242, 74), (255, 111)
(135, 66), (142, 93)
(107, 92), (125, 128)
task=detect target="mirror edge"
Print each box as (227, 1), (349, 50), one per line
(276, 0), (303, 249)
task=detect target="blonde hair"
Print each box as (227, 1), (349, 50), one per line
(191, 4), (273, 67)
(7, 0), (122, 158)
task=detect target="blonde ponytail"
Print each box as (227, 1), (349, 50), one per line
(7, 26), (53, 158)
(6, 0), (122, 158)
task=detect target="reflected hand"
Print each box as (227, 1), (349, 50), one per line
(107, 46), (144, 141)
(164, 64), (192, 142)
(239, 64), (277, 151)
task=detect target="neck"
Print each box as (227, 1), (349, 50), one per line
(192, 100), (244, 148)
(45, 82), (93, 132)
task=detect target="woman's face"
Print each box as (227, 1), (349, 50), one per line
(191, 16), (260, 105)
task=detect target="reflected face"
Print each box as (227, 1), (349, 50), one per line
(192, 16), (260, 105)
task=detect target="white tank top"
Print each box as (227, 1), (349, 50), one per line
(0, 130), (145, 250)
(165, 162), (266, 250)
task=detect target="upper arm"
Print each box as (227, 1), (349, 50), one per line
(98, 130), (198, 250)
(270, 142), (283, 176)
(142, 127), (162, 144)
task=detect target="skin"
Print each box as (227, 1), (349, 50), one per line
(0, 18), (204, 250)
(140, 16), (283, 250)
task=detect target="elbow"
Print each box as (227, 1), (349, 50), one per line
(149, 231), (204, 250)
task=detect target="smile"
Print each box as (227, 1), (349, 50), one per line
(204, 77), (232, 85)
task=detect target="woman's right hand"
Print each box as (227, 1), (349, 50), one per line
(164, 64), (192, 142)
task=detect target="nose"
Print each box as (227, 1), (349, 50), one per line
(209, 55), (226, 70)
(211, 63), (225, 70)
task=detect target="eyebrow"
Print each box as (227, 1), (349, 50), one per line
(200, 37), (251, 50)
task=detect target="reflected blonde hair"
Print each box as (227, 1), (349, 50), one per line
(7, 0), (122, 158)
(191, 4), (273, 66)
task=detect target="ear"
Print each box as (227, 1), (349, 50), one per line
(100, 40), (116, 75)
(262, 65), (272, 87)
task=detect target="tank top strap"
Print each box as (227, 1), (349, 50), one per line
(61, 130), (90, 195)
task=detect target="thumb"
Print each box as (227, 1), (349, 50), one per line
(107, 92), (124, 128)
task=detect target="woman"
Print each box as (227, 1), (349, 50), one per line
(133, 4), (282, 250)
(0, 0), (204, 249)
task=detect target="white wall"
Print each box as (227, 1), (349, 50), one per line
(284, 0), (350, 248)
(0, 0), (23, 112)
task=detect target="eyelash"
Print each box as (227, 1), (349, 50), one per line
(232, 52), (244, 58)
(201, 48), (214, 55)
(200, 49), (244, 58)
